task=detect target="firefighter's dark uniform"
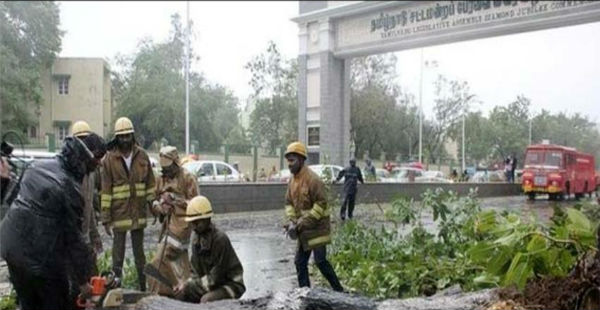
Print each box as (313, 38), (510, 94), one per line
(181, 224), (245, 303)
(335, 165), (364, 220)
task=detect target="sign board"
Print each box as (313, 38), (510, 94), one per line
(335, 1), (600, 57)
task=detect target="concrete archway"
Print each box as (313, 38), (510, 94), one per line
(293, 1), (600, 165)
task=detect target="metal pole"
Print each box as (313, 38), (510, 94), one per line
(462, 113), (465, 172)
(418, 48), (423, 164)
(185, 1), (190, 154)
(528, 117), (532, 145)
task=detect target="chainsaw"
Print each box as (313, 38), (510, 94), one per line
(76, 271), (123, 309)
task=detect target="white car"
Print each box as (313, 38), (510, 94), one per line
(268, 169), (291, 183)
(389, 167), (424, 182)
(416, 170), (452, 183)
(183, 160), (244, 183)
(309, 164), (344, 181)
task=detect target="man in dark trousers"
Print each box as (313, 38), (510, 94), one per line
(510, 153), (518, 184)
(283, 141), (344, 292)
(335, 158), (364, 221)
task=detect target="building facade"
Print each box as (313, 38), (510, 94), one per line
(30, 57), (112, 146)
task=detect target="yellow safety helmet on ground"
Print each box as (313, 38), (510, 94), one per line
(159, 146), (179, 167)
(71, 121), (91, 138)
(114, 117), (135, 136)
(185, 195), (213, 222)
(285, 141), (307, 159)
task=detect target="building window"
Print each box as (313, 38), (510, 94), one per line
(29, 126), (37, 139)
(58, 126), (67, 141)
(58, 77), (69, 95)
(308, 127), (320, 146)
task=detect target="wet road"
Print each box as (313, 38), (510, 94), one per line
(1, 194), (598, 299)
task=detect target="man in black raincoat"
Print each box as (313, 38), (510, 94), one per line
(0, 134), (106, 310)
(335, 158), (364, 220)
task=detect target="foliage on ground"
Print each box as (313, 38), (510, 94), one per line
(97, 249), (155, 289)
(0, 290), (16, 310)
(324, 189), (598, 300)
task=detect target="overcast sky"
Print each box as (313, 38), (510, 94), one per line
(58, 1), (600, 123)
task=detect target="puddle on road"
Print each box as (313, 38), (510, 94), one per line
(230, 230), (298, 299)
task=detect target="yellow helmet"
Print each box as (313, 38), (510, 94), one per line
(114, 117), (135, 136)
(71, 121), (91, 137)
(159, 146), (179, 167)
(185, 196), (213, 222)
(285, 141), (307, 159)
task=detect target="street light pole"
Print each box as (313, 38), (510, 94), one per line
(528, 117), (532, 145)
(462, 113), (466, 172)
(185, 1), (190, 154)
(418, 48), (424, 164)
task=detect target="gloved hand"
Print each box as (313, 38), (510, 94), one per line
(103, 223), (113, 237)
(173, 281), (186, 301)
(160, 201), (173, 215)
(79, 283), (93, 299)
(286, 222), (298, 240)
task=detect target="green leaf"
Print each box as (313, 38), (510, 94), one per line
(503, 253), (533, 290)
(566, 208), (591, 231)
(494, 232), (521, 247)
(557, 249), (576, 274)
(526, 234), (547, 252)
(467, 242), (495, 263)
(487, 247), (512, 276)
(473, 273), (500, 285)
(552, 225), (569, 240)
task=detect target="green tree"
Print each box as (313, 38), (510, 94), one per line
(246, 41), (298, 154)
(486, 95), (531, 162)
(113, 14), (242, 151)
(350, 54), (419, 160)
(424, 75), (478, 164)
(0, 1), (63, 136)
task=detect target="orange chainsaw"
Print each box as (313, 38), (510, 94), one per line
(76, 271), (122, 309)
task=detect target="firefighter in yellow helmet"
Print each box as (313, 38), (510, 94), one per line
(68, 120), (104, 302)
(100, 117), (156, 291)
(147, 146), (198, 297)
(173, 196), (245, 303)
(71, 121), (92, 138)
(283, 141), (344, 292)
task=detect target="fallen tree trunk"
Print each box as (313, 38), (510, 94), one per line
(129, 287), (495, 310)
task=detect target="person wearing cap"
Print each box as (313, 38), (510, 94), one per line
(283, 141), (344, 292)
(335, 158), (364, 221)
(173, 195), (245, 303)
(68, 121), (104, 306)
(147, 146), (198, 296)
(100, 117), (156, 291)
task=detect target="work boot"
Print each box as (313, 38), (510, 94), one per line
(138, 269), (147, 291)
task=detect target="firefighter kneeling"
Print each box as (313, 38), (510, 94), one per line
(173, 195), (245, 303)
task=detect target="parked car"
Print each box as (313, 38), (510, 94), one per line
(183, 160), (244, 183)
(389, 167), (424, 182)
(268, 169), (291, 183)
(375, 168), (393, 182)
(7, 150), (57, 172)
(470, 170), (506, 183)
(416, 170), (452, 183)
(309, 164), (344, 181)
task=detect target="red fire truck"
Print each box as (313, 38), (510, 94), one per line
(522, 142), (596, 201)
